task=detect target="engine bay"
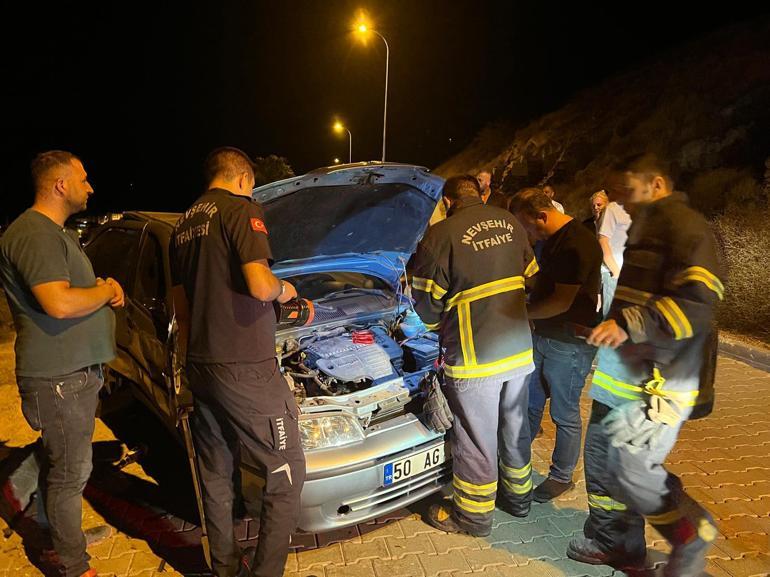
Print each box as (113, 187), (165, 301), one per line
(277, 315), (440, 422)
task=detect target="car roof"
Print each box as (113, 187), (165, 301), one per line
(123, 211), (181, 228)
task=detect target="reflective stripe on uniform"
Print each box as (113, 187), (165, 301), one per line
(588, 494), (627, 511)
(524, 257), (539, 278)
(592, 370), (644, 401)
(445, 276), (525, 311)
(646, 508), (684, 525)
(411, 277), (448, 300)
(445, 348), (533, 379)
(424, 321), (441, 331)
(453, 475), (497, 496)
(499, 460), (532, 480)
(501, 477), (533, 495)
(612, 286), (694, 340)
(453, 493), (496, 514)
(672, 266), (724, 301)
(458, 302), (477, 366)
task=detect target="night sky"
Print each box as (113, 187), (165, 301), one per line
(2, 1), (765, 221)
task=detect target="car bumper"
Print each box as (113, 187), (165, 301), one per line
(296, 412), (450, 532)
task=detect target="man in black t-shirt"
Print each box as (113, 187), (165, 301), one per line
(510, 188), (602, 503)
(171, 147), (304, 577)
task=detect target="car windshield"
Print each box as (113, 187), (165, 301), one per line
(262, 182), (435, 262)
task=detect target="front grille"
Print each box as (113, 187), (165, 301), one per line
(340, 462), (451, 514)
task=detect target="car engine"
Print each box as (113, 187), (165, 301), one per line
(279, 321), (439, 400)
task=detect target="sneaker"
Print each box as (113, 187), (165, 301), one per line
(424, 504), (491, 537)
(533, 478), (574, 503)
(567, 537), (646, 568)
(236, 546), (257, 577)
(84, 525), (112, 547)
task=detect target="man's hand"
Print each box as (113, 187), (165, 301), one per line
(587, 319), (629, 348)
(276, 281), (297, 304)
(105, 277), (125, 308)
(609, 264), (620, 279)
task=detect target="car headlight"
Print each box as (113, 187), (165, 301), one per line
(299, 414), (365, 450)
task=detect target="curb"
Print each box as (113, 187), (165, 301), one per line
(719, 335), (770, 373)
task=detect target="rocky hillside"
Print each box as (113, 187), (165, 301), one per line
(434, 17), (770, 341)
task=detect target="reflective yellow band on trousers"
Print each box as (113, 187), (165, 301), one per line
(445, 276), (525, 311)
(499, 461), (532, 479)
(501, 477), (533, 495)
(445, 349), (533, 379)
(453, 475), (497, 496)
(411, 277), (448, 300)
(453, 493), (496, 514)
(588, 494), (627, 511)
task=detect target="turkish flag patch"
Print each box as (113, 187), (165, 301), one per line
(250, 218), (268, 235)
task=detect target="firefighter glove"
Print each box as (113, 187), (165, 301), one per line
(423, 373), (453, 433)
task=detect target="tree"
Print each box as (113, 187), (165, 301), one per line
(253, 155), (295, 187)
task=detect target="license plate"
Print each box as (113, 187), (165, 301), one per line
(383, 443), (448, 487)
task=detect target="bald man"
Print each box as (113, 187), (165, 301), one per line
(476, 170), (509, 210)
(0, 151), (124, 577)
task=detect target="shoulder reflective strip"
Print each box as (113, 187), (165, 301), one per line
(453, 493), (496, 513)
(588, 494), (628, 511)
(445, 276), (525, 311)
(592, 372), (643, 401)
(673, 267), (724, 300)
(411, 277), (448, 300)
(424, 322), (441, 331)
(499, 461), (532, 479)
(445, 349), (534, 379)
(614, 286), (654, 306)
(656, 297), (693, 340)
(524, 257), (539, 278)
(646, 508), (683, 525)
(453, 475), (497, 496)
(501, 477), (533, 495)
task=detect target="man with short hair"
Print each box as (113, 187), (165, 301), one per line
(596, 190), (632, 317)
(543, 184), (566, 214)
(568, 153), (723, 577)
(171, 147), (305, 577)
(476, 170), (509, 209)
(510, 187), (602, 502)
(411, 175), (538, 537)
(0, 151), (124, 577)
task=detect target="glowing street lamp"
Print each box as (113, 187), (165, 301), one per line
(354, 16), (389, 162)
(333, 157), (341, 165)
(333, 120), (352, 163)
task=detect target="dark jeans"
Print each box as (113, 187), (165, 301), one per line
(18, 365), (103, 577)
(188, 360), (306, 577)
(528, 334), (595, 483)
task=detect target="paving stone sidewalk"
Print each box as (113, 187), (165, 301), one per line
(1, 353), (768, 577)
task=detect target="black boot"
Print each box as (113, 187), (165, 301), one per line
(567, 537), (646, 568)
(425, 503), (491, 537)
(533, 478), (575, 502)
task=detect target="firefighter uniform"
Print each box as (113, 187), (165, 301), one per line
(575, 192), (723, 572)
(410, 195), (538, 534)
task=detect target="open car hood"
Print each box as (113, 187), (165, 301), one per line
(253, 163), (443, 287)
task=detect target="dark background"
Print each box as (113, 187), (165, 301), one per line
(2, 1), (765, 220)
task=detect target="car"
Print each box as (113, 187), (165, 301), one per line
(85, 162), (450, 532)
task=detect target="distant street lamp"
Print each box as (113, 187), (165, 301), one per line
(333, 121), (352, 163)
(354, 18), (389, 162)
(333, 157), (341, 165)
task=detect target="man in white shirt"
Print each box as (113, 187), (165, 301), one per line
(597, 199), (631, 316)
(543, 185), (565, 214)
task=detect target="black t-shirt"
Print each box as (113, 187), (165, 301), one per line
(171, 188), (275, 363)
(530, 219), (602, 344)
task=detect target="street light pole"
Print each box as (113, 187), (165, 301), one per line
(372, 30), (389, 162)
(333, 121), (353, 163)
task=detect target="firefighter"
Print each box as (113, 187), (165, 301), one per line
(567, 153), (723, 577)
(410, 175), (539, 536)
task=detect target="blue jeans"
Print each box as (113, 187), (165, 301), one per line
(18, 365), (103, 577)
(528, 334), (596, 483)
(601, 268), (618, 318)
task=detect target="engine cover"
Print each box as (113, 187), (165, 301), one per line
(305, 332), (398, 382)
